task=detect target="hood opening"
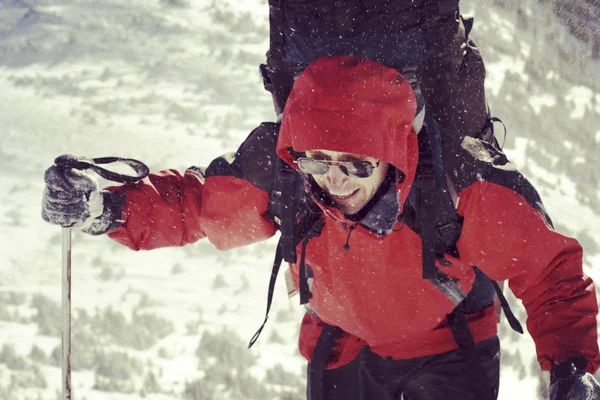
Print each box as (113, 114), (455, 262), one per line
(277, 55), (420, 218)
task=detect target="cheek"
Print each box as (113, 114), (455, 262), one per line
(363, 181), (379, 197)
(312, 175), (328, 190)
(364, 169), (388, 195)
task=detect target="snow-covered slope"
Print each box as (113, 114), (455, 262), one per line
(0, 0), (598, 399)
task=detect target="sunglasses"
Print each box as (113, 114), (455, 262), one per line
(295, 157), (380, 178)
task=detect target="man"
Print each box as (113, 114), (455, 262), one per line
(43, 56), (600, 399)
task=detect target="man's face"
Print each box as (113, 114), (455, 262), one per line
(303, 149), (389, 215)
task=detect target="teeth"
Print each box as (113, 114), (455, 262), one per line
(331, 191), (355, 199)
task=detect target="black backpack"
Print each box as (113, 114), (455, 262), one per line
(261, 0), (462, 115)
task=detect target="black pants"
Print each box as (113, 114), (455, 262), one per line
(307, 336), (500, 400)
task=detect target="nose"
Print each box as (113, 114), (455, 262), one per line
(326, 164), (348, 189)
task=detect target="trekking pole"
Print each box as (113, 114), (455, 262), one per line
(62, 227), (72, 400)
(55, 155), (149, 400)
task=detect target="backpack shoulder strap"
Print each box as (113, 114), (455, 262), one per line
(250, 152), (325, 347)
(249, 206), (324, 348)
(269, 157), (298, 263)
(408, 116), (523, 337)
(412, 117), (464, 286)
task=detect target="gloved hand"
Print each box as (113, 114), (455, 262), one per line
(42, 155), (123, 235)
(548, 357), (600, 400)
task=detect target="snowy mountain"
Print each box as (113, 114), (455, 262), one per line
(0, 0), (598, 399)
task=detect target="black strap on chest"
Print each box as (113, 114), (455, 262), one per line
(299, 218), (326, 304)
(249, 169), (324, 348)
(248, 239), (285, 348)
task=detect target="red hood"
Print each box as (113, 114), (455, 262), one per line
(276, 56), (419, 216)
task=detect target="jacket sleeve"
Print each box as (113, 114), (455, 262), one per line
(105, 123), (280, 251)
(456, 181), (600, 373)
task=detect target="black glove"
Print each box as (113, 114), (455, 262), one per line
(42, 155), (123, 234)
(549, 357), (600, 400)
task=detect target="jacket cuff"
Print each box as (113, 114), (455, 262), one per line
(81, 191), (125, 235)
(551, 356), (589, 383)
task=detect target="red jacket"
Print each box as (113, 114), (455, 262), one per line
(107, 56), (599, 373)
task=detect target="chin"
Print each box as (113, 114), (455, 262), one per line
(339, 203), (363, 215)
(328, 190), (368, 215)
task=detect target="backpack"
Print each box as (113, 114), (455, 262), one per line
(249, 0), (523, 358)
(262, 0), (460, 115)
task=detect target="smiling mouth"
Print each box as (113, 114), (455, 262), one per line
(329, 188), (359, 202)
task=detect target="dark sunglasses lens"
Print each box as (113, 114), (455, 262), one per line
(343, 162), (374, 178)
(297, 159), (329, 175)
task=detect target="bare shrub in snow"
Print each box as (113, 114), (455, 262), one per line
(49, 304), (174, 375)
(121, 291), (160, 309)
(196, 327), (255, 368)
(185, 318), (201, 336)
(185, 307), (205, 335)
(265, 364), (305, 395)
(190, 328), (287, 399)
(97, 263), (125, 281)
(130, 310), (175, 348)
(9, 364), (47, 389)
(211, 273), (229, 290)
(0, 291), (26, 306)
(275, 306), (295, 323)
(95, 348), (144, 379)
(156, 346), (171, 359)
(202, 0), (267, 37)
(233, 274), (250, 295)
(92, 349), (143, 393)
(205, 365), (272, 399)
(72, 328), (104, 370)
(29, 344), (47, 364)
(139, 370), (163, 397)
(50, 326), (102, 370)
(94, 375), (136, 394)
(0, 344), (27, 370)
(269, 329), (286, 345)
(89, 305), (174, 351)
(31, 294), (61, 337)
(182, 379), (217, 400)
(171, 262), (184, 275)
(5, 207), (22, 226)
(159, 0), (188, 7)
(0, 303), (12, 322)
